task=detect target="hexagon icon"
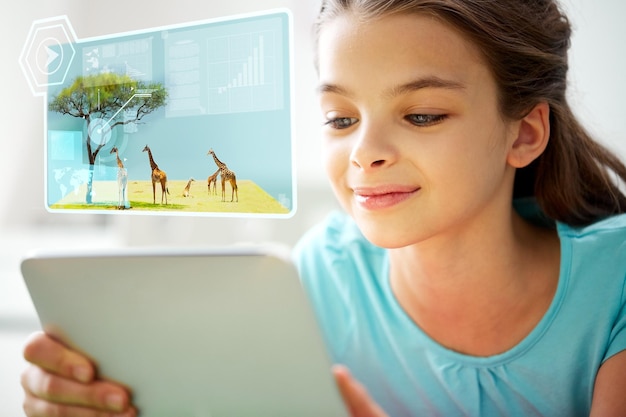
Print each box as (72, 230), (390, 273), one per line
(19, 15), (77, 96)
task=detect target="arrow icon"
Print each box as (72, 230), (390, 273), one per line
(46, 46), (60, 67)
(35, 38), (64, 75)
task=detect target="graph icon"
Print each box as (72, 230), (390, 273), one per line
(207, 30), (282, 114)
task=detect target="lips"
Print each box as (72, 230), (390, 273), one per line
(352, 185), (420, 210)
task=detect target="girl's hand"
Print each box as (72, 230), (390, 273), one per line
(21, 331), (136, 417)
(333, 365), (389, 417)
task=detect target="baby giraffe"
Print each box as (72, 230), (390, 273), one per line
(182, 177), (195, 197)
(207, 168), (220, 195)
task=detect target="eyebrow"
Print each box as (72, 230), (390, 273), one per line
(387, 76), (466, 97)
(316, 83), (350, 96)
(317, 76), (467, 98)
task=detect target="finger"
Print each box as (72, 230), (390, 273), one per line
(23, 390), (137, 417)
(333, 365), (387, 417)
(21, 365), (132, 413)
(23, 331), (94, 383)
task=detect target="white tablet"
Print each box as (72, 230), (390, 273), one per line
(21, 245), (347, 416)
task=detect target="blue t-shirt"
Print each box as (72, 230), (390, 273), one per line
(294, 211), (626, 417)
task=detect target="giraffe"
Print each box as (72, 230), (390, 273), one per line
(109, 146), (129, 209)
(142, 144), (169, 204)
(182, 177), (195, 197)
(207, 168), (220, 196)
(207, 148), (238, 202)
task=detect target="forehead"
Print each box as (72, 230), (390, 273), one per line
(317, 12), (490, 92)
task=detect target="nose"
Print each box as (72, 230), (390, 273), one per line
(350, 121), (396, 170)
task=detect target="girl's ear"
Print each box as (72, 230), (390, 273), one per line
(507, 102), (550, 168)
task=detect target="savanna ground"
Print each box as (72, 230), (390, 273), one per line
(50, 179), (291, 215)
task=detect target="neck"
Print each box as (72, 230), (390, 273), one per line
(389, 211), (560, 355)
(391, 211), (551, 296)
(147, 150), (157, 169)
(212, 153), (225, 169)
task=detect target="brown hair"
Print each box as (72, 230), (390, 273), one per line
(315, 0), (626, 226)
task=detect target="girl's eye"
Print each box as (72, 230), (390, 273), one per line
(324, 117), (358, 129)
(405, 113), (447, 126)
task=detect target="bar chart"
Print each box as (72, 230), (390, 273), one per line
(207, 29), (281, 114)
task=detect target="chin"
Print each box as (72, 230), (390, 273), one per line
(366, 235), (416, 249)
(357, 220), (418, 249)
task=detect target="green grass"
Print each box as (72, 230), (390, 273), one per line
(50, 179), (291, 215)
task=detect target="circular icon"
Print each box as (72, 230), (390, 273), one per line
(87, 117), (113, 147)
(35, 37), (64, 76)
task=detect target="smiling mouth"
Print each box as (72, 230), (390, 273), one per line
(352, 187), (420, 210)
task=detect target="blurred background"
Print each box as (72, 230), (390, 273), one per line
(1, 0), (625, 414)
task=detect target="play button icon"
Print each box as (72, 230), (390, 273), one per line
(36, 38), (63, 75)
(46, 45), (60, 68)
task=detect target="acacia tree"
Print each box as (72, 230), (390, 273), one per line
(49, 73), (168, 204)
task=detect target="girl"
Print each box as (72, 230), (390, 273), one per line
(20, 1), (626, 416)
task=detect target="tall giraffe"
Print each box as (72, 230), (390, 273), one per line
(207, 149), (238, 202)
(142, 144), (169, 204)
(207, 168), (220, 196)
(109, 146), (129, 209)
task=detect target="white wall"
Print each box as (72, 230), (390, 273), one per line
(561, 0), (626, 157)
(0, 1), (624, 415)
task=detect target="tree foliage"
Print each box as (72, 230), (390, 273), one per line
(49, 72), (168, 163)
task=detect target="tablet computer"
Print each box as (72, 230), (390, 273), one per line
(21, 245), (347, 416)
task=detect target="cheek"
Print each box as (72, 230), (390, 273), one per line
(321, 139), (348, 183)
(321, 140), (356, 215)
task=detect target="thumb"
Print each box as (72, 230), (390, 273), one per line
(332, 365), (387, 417)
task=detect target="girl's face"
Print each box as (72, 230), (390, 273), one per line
(317, 13), (521, 249)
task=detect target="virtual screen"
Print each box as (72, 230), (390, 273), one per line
(22, 10), (294, 217)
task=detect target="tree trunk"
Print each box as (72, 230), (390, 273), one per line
(86, 164), (94, 204)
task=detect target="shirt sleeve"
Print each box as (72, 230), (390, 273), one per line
(603, 271), (626, 363)
(293, 211), (356, 361)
